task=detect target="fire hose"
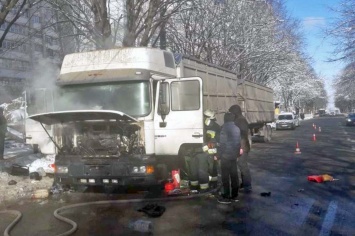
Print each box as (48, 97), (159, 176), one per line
(0, 190), (215, 236)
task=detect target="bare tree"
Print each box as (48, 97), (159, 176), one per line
(328, 0), (355, 110)
(47, 0), (122, 50)
(0, 0), (29, 47)
(91, 0), (113, 49)
(167, 0), (325, 109)
(122, 0), (189, 47)
(334, 63), (355, 112)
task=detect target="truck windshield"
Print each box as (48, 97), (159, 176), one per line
(54, 81), (151, 117)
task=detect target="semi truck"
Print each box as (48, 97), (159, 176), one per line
(26, 47), (274, 189)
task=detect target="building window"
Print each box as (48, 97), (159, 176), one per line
(47, 48), (54, 58)
(34, 31), (42, 39)
(0, 58), (30, 71)
(0, 22), (27, 35)
(34, 44), (42, 52)
(31, 16), (41, 24)
(45, 36), (52, 45)
(0, 40), (28, 53)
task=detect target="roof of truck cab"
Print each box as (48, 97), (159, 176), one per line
(58, 48), (177, 84)
(29, 110), (137, 125)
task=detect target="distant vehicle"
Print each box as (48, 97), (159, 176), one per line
(276, 112), (298, 130)
(345, 113), (355, 126)
(318, 109), (326, 117)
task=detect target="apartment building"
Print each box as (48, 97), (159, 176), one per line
(0, 2), (62, 104)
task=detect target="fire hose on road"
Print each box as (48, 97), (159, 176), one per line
(0, 190), (215, 236)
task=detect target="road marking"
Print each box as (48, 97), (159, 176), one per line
(319, 201), (338, 236)
(344, 131), (348, 135)
(346, 138), (355, 143)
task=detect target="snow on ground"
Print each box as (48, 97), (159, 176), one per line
(0, 139), (54, 205)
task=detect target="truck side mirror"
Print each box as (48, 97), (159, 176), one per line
(160, 104), (169, 117)
(158, 82), (169, 124)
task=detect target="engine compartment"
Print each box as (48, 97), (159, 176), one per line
(55, 120), (144, 157)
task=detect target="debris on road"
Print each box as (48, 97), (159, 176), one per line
(10, 164), (29, 176)
(29, 172), (42, 181)
(137, 203), (166, 217)
(32, 189), (49, 199)
(28, 155), (55, 175)
(8, 180), (17, 185)
(307, 174), (338, 183)
(260, 192), (271, 197)
(128, 219), (153, 233)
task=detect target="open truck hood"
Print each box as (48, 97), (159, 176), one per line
(29, 110), (138, 125)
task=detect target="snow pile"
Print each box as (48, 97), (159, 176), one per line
(0, 170), (54, 204)
(28, 154), (55, 174)
(0, 97), (26, 124)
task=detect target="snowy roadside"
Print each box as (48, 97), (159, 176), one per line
(0, 139), (54, 205)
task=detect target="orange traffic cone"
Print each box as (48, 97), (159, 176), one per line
(319, 127), (321, 132)
(294, 142), (301, 154)
(312, 133), (317, 142)
(312, 123), (315, 128)
(314, 125), (317, 130)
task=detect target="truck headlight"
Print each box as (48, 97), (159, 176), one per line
(132, 166), (151, 173)
(132, 166), (139, 173)
(140, 166), (146, 173)
(56, 166), (68, 174)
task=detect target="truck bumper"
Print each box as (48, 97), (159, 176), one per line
(276, 124), (293, 129)
(54, 174), (157, 187)
(53, 155), (158, 188)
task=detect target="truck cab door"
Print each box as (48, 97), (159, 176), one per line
(25, 88), (55, 154)
(154, 77), (204, 155)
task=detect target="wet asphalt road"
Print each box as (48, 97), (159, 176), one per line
(1, 116), (355, 236)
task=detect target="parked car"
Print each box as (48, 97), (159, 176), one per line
(345, 113), (355, 126)
(276, 112), (297, 130)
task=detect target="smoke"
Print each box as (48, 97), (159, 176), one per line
(30, 58), (60, 90)
(25, 58), (61, 115)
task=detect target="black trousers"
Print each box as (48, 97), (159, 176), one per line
(220, 159), (239, 198)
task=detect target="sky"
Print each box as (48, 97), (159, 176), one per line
(285, 0), (344, 108)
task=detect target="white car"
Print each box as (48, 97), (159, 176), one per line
(275, 112), (298, 130)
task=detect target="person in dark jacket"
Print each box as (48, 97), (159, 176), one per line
(217, 112), (241, 204)
(229, 104), (252, 192)
(0, 107), (7, 160)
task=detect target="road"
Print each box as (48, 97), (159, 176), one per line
(1, 116), (355, 236)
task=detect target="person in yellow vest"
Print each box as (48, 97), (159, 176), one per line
(197, 110), (221, 191)
(275, 106), (280, 118)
